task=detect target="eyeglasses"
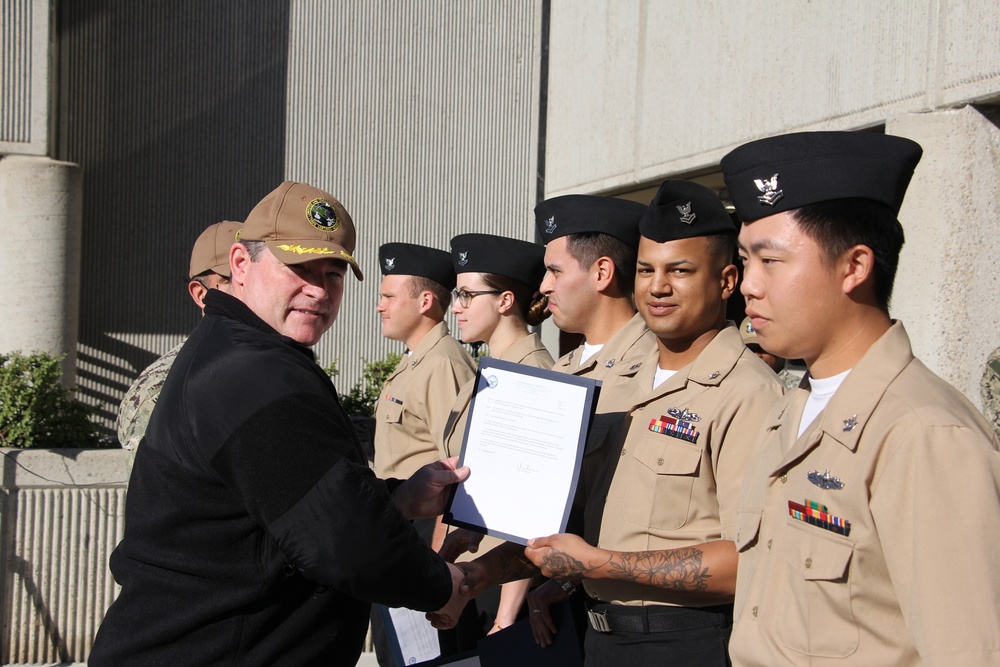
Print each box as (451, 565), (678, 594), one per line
(452, 288), (503, 308)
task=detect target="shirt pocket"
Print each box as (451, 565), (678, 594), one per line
(774, 518), (859, 658)
(626, 432), (702, 531)
(380, 402), (409, 453)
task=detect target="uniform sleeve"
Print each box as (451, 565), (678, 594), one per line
(871, 423), (1000, 666)
(209, 393), (452, 611)
(419, 354), (476, 456)
(712, 380), (783, 541)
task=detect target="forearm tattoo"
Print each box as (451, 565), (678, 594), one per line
(608, 547), (711, 592)
(493, 545), (538, 584)
(538, 550), (590, 579)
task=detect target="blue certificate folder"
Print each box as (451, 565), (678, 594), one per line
(444, 357), (601, 546)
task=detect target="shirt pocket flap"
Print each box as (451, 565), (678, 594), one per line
(734, 508), (762, 552)
(382, 401), (403, 424)
(779, 521), (854, 581)
(634, 435), (702, 475)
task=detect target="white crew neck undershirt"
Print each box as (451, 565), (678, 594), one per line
(797, 369), (851, 438)
(580, 342), (603, 366)
(653, 366), (678, 389)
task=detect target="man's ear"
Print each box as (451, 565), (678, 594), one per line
(418, 290), (435, 315)
(188, 280), (208, 311)
(841, 245), (876, 297)
(721, 263), (739, 300)
(593, 256), (617, 293)
(230, 244), (249, 287)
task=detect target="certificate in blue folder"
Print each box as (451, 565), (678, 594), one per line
(444, 358), (600, 545)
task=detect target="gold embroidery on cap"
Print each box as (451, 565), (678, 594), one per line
(278, 244), (337, 256)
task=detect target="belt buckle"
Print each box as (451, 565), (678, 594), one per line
(587, 609), (611, 633)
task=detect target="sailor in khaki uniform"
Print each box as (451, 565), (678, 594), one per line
(523, 181), (782, 666)
(434, 196), (655, 649)
(371, 242), (477, 667)
(722, 131), (1000, 666)
(440, 233), (553, 460)
(435, 233), (552, 643)
(373, 243), (476, 480)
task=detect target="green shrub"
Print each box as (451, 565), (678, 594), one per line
(0, 351), (103, 449)
(324, 354), (402, 417)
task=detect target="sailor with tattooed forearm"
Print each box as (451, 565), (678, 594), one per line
(523, 181), (780, 666)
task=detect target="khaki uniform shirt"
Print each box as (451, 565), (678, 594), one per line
(555, 312), (658, 521)
(553, 312), (655, 381)
(441, 333), (554, 560)
(374, 321), (476, 479)
(730, 322), (1000, 666)
(585, 326), (782, 606)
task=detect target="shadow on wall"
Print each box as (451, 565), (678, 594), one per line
(56, 0), (290, 427)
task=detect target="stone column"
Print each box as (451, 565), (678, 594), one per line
(0, 156), (84, 384)
(889, 107), (1000, 409)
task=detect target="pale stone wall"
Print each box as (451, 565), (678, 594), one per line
(544, 0), (1000, 195)
(890, 107), (1000, 409)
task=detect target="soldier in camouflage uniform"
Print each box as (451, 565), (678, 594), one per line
(117, 221), (243, 469)
(982, 346), (1000, 438)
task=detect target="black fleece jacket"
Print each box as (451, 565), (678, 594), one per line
(90, 290), (451, 666)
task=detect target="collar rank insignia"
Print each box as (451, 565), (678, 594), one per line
(807, 469), (844, 490)
(384, 257), (395, 272)
(649, 411), (701, 443)
(605, 358), (616, 368)
(667, 407), (701, 422)
(843, 414), (858, 432)
(544, 216), (557, 234)
(676, 201), (696, 225)
(708, 371), (720, 380)
(754, 173), (784, 206)
(458, 251), (469, 267)
(629, 361), (642, 371)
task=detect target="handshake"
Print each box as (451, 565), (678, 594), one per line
(430, 559), (485, 630)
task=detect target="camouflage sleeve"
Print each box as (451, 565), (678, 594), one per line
(116, 342), (184, 451)
(981, 347), (1000, 439)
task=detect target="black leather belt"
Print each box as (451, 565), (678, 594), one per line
(587, 602), (733, 634)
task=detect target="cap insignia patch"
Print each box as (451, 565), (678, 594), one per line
(306, 198), (341, 231)
(676, 201), (696, 225)
(754, 173), (784, 206)
(458, 251), (469, 267)
(543, 216), (557, 234)
(384, 257), (395, 272)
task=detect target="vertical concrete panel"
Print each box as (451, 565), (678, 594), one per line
(0, 449), (127, 664)
(0, 156), (83, 383)
(286, 0), (544, 385)
(0, 0), (50, 155)
(57, 0), (291, 428)
(889, 107), (1000, 407)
